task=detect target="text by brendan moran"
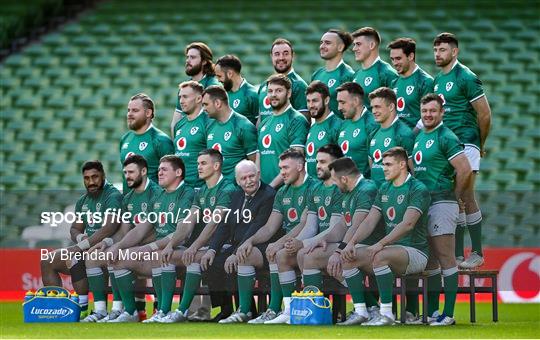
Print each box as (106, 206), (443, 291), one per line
(40, 248), (159, 263)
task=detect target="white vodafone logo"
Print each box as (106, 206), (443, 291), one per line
(306, 142), (315, 156)
(262, 134), (272, 148)
(212, 143), (222, 152)
(397, 97), (405, 112)
(176, 137), (187, 151)
(373, 149), (382, 162)
(438, 93), (446, 105)
(414, 150), (422, 164)
(386, 207), (395, 221)
(125, 152), (135, 160)
(499, 252), (540, 302)
(263, 96), (271, 109)
(340, 140), (349, 153)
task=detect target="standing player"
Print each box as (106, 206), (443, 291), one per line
(258, 38), (308, 124)
(336, 82), (378, 177)
(304, 81), (342, 177)
(120, 93), (174, 193)
(258, 74), (309, 188)
(388, 38), (434, 132)
(433, 33), (492, 268)
(171, 42), (220, 134)
(368, 87), (415, 187)
(341, 147), (430, 326)
(235, 149), (316, 324)
(311, 29), (355, 119)
(412, 94), (472, 325)
(173, 81), (213, 188)
(203, 86), (258, 182)
(214, 55), (259, 125)
(351, 27), (398, 112)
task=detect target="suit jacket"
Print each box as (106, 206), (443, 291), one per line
(208, 181), (276, 253)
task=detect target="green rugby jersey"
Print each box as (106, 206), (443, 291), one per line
(174, 110), (213, 188)
(175, 74), (221, 112)
(228, 79), (259, 125)
(75, 182), (123, 237)
(373, 175), (430, 254)
(305, 113), (342, 177)
(368, 117), (415, 187)
(433, 61), (485, 148)
(206, 111), (258, 181)
(191, 176), (236, 242)
(392, 65), (434, 129)
(413, 123), (464, 203)
(338, 109), (378, 177)
(307, 180), (344, 233)
(272, 175), (316, 233)
(151, 181), (195, 240)
(258, 69), (308, 122)
(258, 105), (309, 184)
(311, 60), (355, 119)
(122, 179), (163, 225)
(353, 57), (398, 111)
(119, 125), (174, 193)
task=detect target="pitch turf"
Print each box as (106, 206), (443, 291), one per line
(1, 302), (539, 338)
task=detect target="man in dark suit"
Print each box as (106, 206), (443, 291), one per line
(199, 160), (276, 322)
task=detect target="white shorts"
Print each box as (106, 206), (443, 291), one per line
(428, 201), (459, 237)
(388, 245), (428, 275)
(463, 144), (480, 171)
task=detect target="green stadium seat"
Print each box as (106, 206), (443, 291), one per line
(499, 40), (525, 53)
(514, 51), (537, 64)
(25, 44), (48, 57)
(118, 23), (140, 35)
(100, 35), (123, 46)
(62, 23), (84, 36)
(41, 33), (67, 47)
(93, 55), (117, 68)
(500, 19), (525, 32)
(507, 182), (535, 192)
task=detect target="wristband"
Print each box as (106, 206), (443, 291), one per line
(77, 239), (90, 250)
(148, 242), (159, 251)
(338, 242), (347, 250)
(103, 238), (114, 247)
(76, 234), (86, 243)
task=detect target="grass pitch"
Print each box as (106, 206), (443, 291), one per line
(1, 302), (539, 338)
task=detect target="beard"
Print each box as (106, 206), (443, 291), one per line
(317, 169), (330, 181)
(85, 179), (105, 196)
(128, 116), (146, 131)
(310, 105), (326, 119)
(127, 175), (144, 189)
(222, 77), (233, 91)
(273, 60), (292, 73)
(270, 97), (288, 111)
(185, 62), (202, 76)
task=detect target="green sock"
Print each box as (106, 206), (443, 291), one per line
(86, 268), (107, 304)
(442, 267), (458, 317)
(374, 266), (394, 304)
(160, 266), (177, 313)
(178, 266), (201, 313)
(365, 291), (379, 308)
(405, 278), (419, 315)
(108, 267), (121, 302)
(302, 269), (322, 289)
(455, 212), (466, 257)
(114, 269), (137, 314)
(467, 212), (483, 256)
(427, 269), (442, 316)
(279, 270), (296, 298)
(268, 265), (283, 312)
(343, 268), (365, 303)
(151, 268), (162, 311)
(237, 266), (256, 314)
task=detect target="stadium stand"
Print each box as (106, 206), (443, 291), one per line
(0, 0), (538, 249)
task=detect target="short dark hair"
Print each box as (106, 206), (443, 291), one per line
(81, 160), (104, 174)
(123, 154), (148, 170)
(130, 93), (155, 118)
(318, 144), (344, 160)
(433, 32), (458, 48)
(203, 85), (228, 103)
(306, 80), (330, 100)
(271, 38), (294, 55)
(267, 73), (292, 91)
(198, 148), (223, 165)
(388, 37), (416, 57)
(216, 54), (242, 74)
(179, 80), (204, 95)
(420, 93), (444, 109)
(160, 155), (185, 179)
(336, 82), (364, 100)
(327, 28), (353, 51)
(368, 87), (397, 106)
(352, 27), (381, 46)
(185, 42), (215, 76)
(328, 157), (360, 177)
(383, 146), (408, 162)
(279, 148), (305, 163)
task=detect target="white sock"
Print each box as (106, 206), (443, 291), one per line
(94, 301), (106, 313)
(283, 297), (291, 314)
(354, 303), (368, 317)
(112, 300), (123, 311)
(79, 295), (88, 307)
(380, 303), (394, 319)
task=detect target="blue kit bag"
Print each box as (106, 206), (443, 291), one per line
(290, 285), (332, 325)
(23, 286), (81, 322)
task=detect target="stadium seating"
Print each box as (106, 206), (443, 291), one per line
(0, 0), (538, 247)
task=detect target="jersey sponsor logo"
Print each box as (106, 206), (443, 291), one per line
(287, 208), (298, 222)
(210, 196), (216, 206)
(328, 79), (336, 87)
(317, 131), (326, 140)
(318, 206), (327, 220)
(353, 128), (360, 138)
(190, 127), (199, 135)
(159, 212), (166, 227)
(314, 196), (321, 204)
(233, 99), (240, 108)
(324, 196), (331, 206)
(263, 96), (271, 109)
(96, 203), (101, 212)
(134, 213), (142, 224)
(125, 152), (136, 160)
(298, 196), (303, 205)
(275, 123), (284, 132)
(406, 85), (414, 95)
(224, 131), (232, 141)
(344, 211), (352, 225)
(373, 149), (382, 162)
(141, 202), (147, 212)
(168, 202), (175, 211)
(438, 93), (446, 105)
(306, 142), (315, 156)
(212, 143), (222, 152)
(386, 206), (396, 221)
(177, 137), (187, 151)
(381, 195), (388, 202)
(262, 134), (272, 148)
(414, 150), (423, 164)
(207, 133), (214, 141)
(426, 139), (434, 148)
(370, 139), (376, 146)
(122, 143), (129, 149)
(364, 77), (373, 87)
(340, 140), (349, 153)
(397, 194), (404, 205)
(397, 97), (405, 112)
(339, 131), (345, 137)
(139, 142), (148, 151)
(434, 84), (439, 91)
(261, 125), (267, 132)
(499, 252), (540, 302)
(384, 137), (392, 147)
(445, 82), (454, 92)
(414, 142), (419, 149)
(283, 197), (291, 205)
(176, 129), (181, 136)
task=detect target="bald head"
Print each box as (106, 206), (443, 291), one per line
(235, 160), (260, 195)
